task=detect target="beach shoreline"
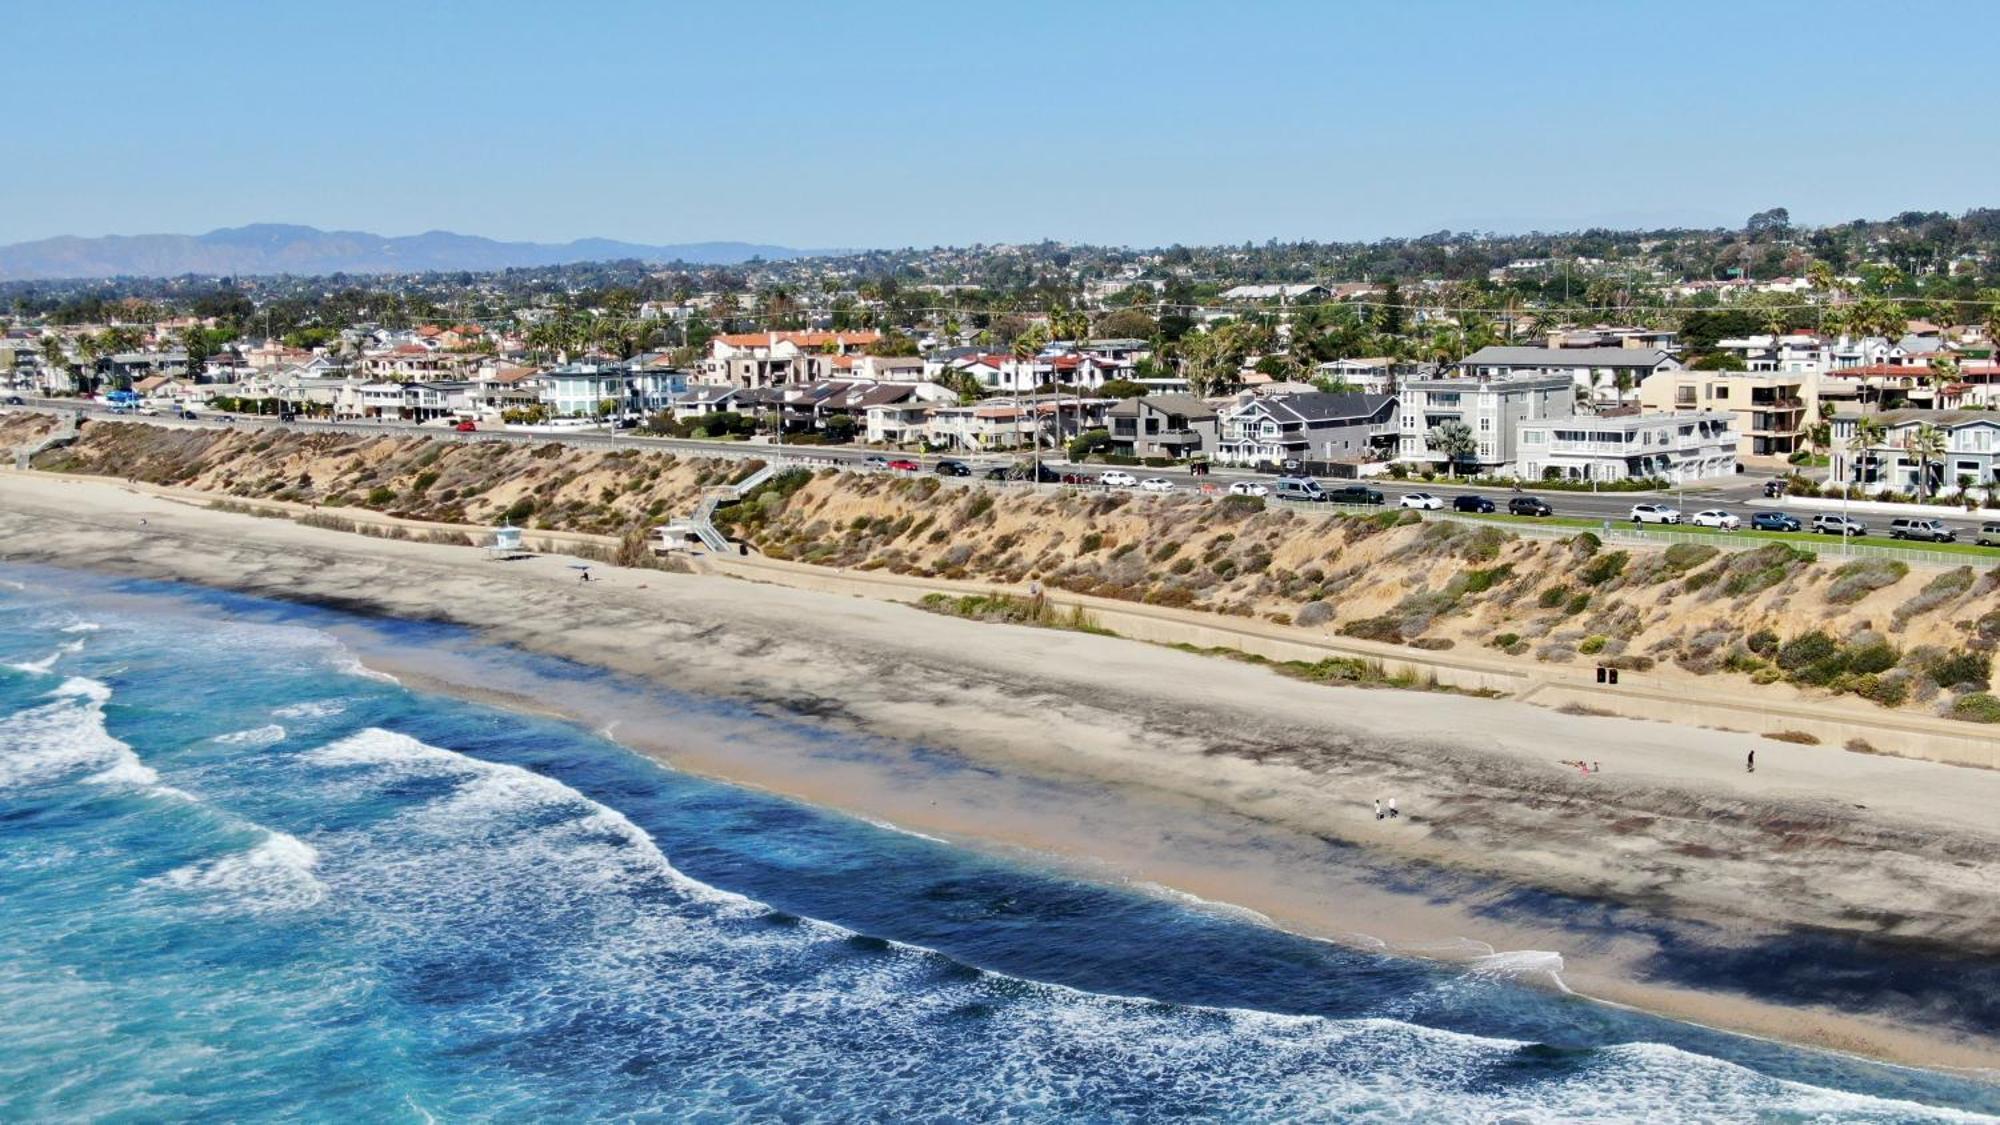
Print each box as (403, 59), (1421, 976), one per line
(5, 469), (2000, 1073)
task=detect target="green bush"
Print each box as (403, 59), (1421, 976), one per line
(1570, 531), (1602, 558)
(1927, 650), (1991, 689)
(1220, 494), (1266, 513)
(1950, 693), (2000, 723)
(1462, 563), (1514, 594)
(1563, 591), (1591, 615)
(1746, 628), (1780, 656)
(1845, 641), (1900, 675)
(1662, 542), (1719, 573)
(1537, 585), (1569, 609)
(1579, 635), (1607, 655)
(1579, 550), (1629, 587)
(365, 485), (397, 506)
(1825, 558), (1908, 605)
(1078, 532), (1104, 554)
(1775, 630), (1839, 673)
(1492, 632), (1520, 649)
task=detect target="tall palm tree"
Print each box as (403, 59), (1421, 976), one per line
(1905, 423), (1948, 502)
(1848, 414), (1888, 489)
(1925, 352), (1961, 408)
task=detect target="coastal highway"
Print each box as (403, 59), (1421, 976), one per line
(10, 399), (1990, 538)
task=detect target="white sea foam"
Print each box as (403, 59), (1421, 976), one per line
(0, 677), (166, 793)
(149, 831), (327, 912)
(272, 699), (346, 720)
(303, 728), (755, 910)
(7, 637), (85, 675)
(60, 622), (101, 634)
(330, 652), (399, 685)
(213, 724), (286, 747)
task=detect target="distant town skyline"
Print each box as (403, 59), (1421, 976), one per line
(13, 0), (2000, 248)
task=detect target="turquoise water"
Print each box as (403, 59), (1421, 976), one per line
(1, 563), (1995, 1122)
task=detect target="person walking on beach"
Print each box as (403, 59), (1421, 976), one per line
(1387, 797), (1399, 819)
(1373, 799), (1383, 821)
(1746, 749), (1755, 774)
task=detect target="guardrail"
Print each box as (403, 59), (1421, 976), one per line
(1263, 498), (1975, 568)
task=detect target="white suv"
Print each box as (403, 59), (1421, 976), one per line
(1399, 492), (1444, 510)
(1630, 503), (1682, 525)
(1099, 470), (1138, 488)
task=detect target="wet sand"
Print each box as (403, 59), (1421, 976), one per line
(4, 470), (1999, 1072)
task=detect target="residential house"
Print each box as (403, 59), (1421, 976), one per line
(1831, 409), (2000, 492)
(925, 399), (1039, 452)
(1397, 372), (1572, 473)
(1105, 394), (1218, 459)
(1636, 369), (1816, 459)
(1517, 412), (1738, 484)
(700, 330), (882, 387)
(1454, 346), (1679, 406)
(540, 362), (687, 419)
(1215, 392), (1398, 468)
(1220, 283), (1330, 303)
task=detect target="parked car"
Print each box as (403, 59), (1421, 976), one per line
(3, 395), (25, 406)
(1888, 517), (1957, 543)
(1453, 494), (1495, 513)
(887, 458), (921, 472)
(1399, 492), (1443, 510)
(1139, 477), (1175, 493)
(1980, 523), (2000, 548)
(454, 420), (478, 432)
(863, 454), (890, 469)
(1630, 503), (1682, 525)
(1272, 477), (1327, 502)
(1749, 512), (1801, 532)
(1227, 481), (1269, 497)
(1099, 470), (1138, 488)
(934, 459), (971, 477)
(982, 465), (1012, 480)
(1508, 496), (1553, 516)
(1324, 484), (1385, 505)
(176, 409), (199, 420)
(1812, 514), (1867, 537)
(1689, 509), (1739, 530)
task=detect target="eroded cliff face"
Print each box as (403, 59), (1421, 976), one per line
(12, 413), (1999, 724)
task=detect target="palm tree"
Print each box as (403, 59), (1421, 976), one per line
(1925, 352), (1960, 408)
(1848, 414), (1888, 490)
(1427, 419), (1479, 479)
(1905, 423), (1948, 502)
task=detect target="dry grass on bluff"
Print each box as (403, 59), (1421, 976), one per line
(14, 414), (2000, 724)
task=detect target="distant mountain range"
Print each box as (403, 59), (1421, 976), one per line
(0, 224), (821, 280)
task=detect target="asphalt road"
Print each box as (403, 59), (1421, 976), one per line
(11, 399), (1993, 540)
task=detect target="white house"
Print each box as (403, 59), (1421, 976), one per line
(1516, 412), (1738, 484)
(1398, 372), (1573, 473)
(1455, 346), (1680, 406)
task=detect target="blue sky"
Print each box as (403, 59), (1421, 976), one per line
(11, 0), (1998, 248)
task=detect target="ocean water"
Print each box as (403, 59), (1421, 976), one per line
(2, 564), (1996, 1122)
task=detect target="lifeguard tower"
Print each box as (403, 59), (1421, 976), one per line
(486, 522), (527, 560)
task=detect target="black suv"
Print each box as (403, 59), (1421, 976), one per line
(934, 459), (971, 477)
(1453, 494), (1495, 513)
(1323, 485), (1385, 505)
(1508, 496), (1553, 516)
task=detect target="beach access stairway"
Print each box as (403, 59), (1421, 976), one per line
(682, 462), (781, 552)
(13, 411), (81, 470)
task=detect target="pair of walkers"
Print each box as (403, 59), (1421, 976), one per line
(1373, 798), (1399, 821)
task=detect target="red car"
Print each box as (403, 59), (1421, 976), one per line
(454, 420), (478, 432)
(887, 458), (921, 471)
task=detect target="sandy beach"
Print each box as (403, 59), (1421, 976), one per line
(4, 469), (1999, 1070)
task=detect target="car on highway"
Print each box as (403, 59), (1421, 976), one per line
(1811, 514), (1867, 537)
(454, 420), (478, 432)
(1508, 495), (1553, 516)
(1399, 492), (1444, 510)
(3, 395), (25, 406)
(1452, 494), (1495, 513)
(1749, 512), (1801, 532)
(1099, 470), (1138, 488)
(1272, 477), (1327, 502)
(1630, 503), (1682, 524)
(1888, 517), (1956, 542)
(1980, 522), (2000, 548)
(934, 459), (972, 477)
(1689, 509), (1739, 530)
(1139, 477), (1175, 493)
(887, 458), (921, 472)
(863, 455), (890, 469)
(1323, 484), (1386, 505)
(1227, 481), (1269, 497)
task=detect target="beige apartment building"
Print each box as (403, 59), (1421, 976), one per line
(1637, 369), (1817, 459)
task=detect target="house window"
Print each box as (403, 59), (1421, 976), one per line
(1478, 417), (1491, 432)
(1713, 386), (1729, 400)
(1676, 386), (1696, 407)
(1523, 430), (1543, 445)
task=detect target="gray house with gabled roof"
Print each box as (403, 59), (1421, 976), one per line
(1215, 392), (1397, 468)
